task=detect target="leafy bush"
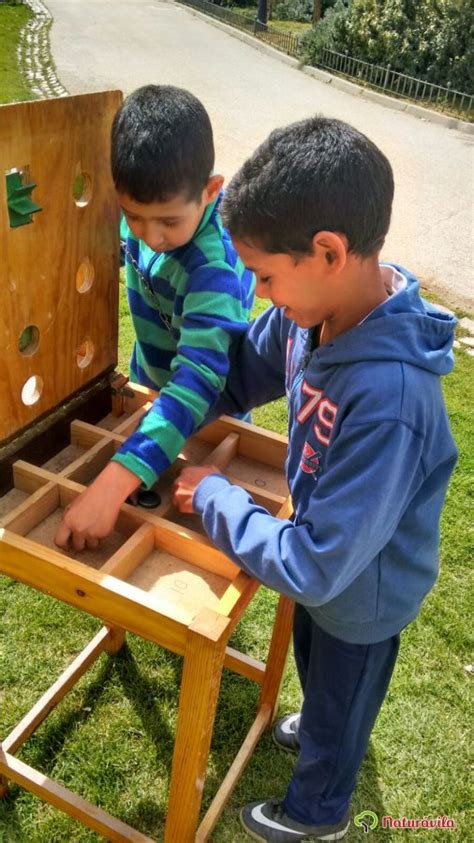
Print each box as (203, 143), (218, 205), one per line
(302, 0), (473, 93)
(300, 0), (350, 57)
(274, 0), (313, 23)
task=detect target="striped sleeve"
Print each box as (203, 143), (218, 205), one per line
(112, 262), (254, 488)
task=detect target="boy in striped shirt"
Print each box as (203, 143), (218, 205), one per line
(55, 85), (254, 551)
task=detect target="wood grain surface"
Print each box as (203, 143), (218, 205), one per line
(0, 91), (122, 443)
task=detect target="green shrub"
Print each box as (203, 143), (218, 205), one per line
(302, 0), (473, 93)
(274, 0), (313, 23)
(300, 0), (349, 59)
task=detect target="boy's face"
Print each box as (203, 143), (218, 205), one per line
(233, 238), (339, 329)
(118, 176), (223, 253)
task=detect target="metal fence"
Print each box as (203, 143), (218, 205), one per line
(179, 0), (300, 56)
(316, 48), (473, 117)
(178, 0), (473, 117)
(179, 0), (256, 36)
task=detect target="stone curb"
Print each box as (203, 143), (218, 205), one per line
(181, 4), (474, 136)
(19, 0), (69, 99)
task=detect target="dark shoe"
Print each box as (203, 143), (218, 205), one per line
(240, 798), (350, 841)
(272, 713), (301, 754)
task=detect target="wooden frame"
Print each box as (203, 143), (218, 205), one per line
(0, 384), (294, 841)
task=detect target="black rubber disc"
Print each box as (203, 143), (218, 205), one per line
(137, 489), (161, 508)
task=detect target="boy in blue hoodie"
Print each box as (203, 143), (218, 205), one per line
(172, 117), (458, 841)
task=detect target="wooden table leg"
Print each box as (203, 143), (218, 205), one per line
(258, 595), (295, 726)
(0, 774), (8, 799)
(164, 609), (231, 843)
(104, 626), (126, 654)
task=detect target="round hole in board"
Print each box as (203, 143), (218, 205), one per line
(254, 478), (267, 488)
(76, 258), (94, 293)
(21, 375), (43, 406)
(18, 324), (40, 356)
(73, 172), (92, 207)
(76, 338), (95, 369)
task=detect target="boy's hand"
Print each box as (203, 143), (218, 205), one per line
(54, 462), (141, 551)
(172, 466), (223, 514)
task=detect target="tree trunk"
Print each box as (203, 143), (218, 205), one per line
(312, 0), (322, 25)
(256, 0), (268, 30)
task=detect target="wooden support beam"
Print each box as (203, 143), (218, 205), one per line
(258, 594), (294, 725)
(196, 704), (272, 841)
(165, 609), (231, 842)
(223, 646), (265, 684)
(2, 626), (114, 755)
(0, 749), (153, 842)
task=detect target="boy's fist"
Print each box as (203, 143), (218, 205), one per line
(54, 462), (141, 551)
(172, 466), (222, 513)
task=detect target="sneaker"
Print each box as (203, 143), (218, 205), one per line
(240, 798), (350, 842)
(272, 713), (301, 754)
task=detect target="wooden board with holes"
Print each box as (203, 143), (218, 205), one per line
(0, 91), (122, 444)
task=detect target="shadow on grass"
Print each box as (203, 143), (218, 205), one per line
(112, 641), (178, 760)
(11, 656), (115, 777)
(0, 787), (24, 843)
(120, 797), (166, 838)
(0, 656), (115, 837)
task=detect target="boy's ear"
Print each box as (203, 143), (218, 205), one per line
(312, 231), (349, 272)
(203, 174), (224, 204)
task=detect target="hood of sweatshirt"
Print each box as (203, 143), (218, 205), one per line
(308, 265), (456, 375)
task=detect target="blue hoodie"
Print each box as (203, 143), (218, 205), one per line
(194, 266), (458, 644)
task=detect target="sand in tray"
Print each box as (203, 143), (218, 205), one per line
(26, 509), (126, 568)
(127, 550), (230, 624)
(179, 437), (215, 464)
(42, 444), (86, 473)
(0, 488), (29, 523)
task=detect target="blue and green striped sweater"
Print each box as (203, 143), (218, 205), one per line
(113, 194), (255, 488)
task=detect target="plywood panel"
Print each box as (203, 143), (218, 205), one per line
(0, 91), (122, 444)
(227, 454), (289, 497)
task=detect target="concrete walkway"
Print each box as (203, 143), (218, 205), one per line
(46, 0), (473, 311)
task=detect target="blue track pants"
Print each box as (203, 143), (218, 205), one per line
(282, 604), (400, 826)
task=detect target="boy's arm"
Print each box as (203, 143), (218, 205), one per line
(55, 283), (287, 550)
(175, 419), (434, 605)
(111, 272), (287, 488)
(204, 304), (289, 421)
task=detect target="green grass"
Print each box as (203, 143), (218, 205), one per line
(1, 26), (473, 842)
(232, 5), (311, 35)
(0, 2), (34, 104)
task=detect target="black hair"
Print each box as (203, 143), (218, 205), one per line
(111, 85), (214, 203)
(221, 116), (394, 257)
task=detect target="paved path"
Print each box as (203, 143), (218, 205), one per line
(47, 0), (473, 310)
